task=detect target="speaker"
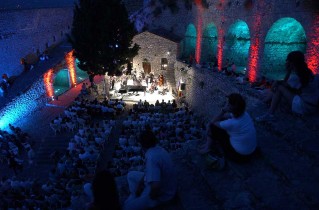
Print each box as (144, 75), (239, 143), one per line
(180, 83), (186, 90)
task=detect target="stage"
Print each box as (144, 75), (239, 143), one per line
(109, 88), (175, 105)
(109, 77), (176, 104)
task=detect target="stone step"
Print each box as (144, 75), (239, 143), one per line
(172, 152), (221, 210)
(170, 136), (317, 209)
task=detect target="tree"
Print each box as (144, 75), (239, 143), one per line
(68, 0), (139, 79)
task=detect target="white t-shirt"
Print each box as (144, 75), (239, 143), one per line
(292, 75), (319, 114)
(145, 146), (177, 202)
(219, 112), (257, 155)
(287, 74), (301, 89)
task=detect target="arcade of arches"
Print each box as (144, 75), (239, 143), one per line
(180, 18), (308, 80)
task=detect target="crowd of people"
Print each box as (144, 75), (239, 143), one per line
(1, 50), (318, 209)
(0, 93), (121, 209)
(107, 99), (202, 178)
(110, 71), (170, 96)
(0, 124), (33, 175)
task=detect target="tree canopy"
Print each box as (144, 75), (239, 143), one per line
(68, 0), (139, 76)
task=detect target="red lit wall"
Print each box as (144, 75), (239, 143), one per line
(306, 15), (319, 74)
(217, 27), (225, 71)
(44, 68), (54, 98)
(247, 14), (262, 82)
(195, 0), (203, 64)
(65, 50), (77, 86)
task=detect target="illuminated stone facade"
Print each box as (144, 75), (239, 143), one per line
(1, 0), (318, 85)
(140, 0), (319, 79)
(132, 31), (179, 89)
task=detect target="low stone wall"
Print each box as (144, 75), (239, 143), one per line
(174, 62), (261, 121)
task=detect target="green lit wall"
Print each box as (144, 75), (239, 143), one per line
(76, 59), (89, 83)
(201, 23), (218, 64)
(262, 18), (307, 80)
(224, 20), (250, 69)
(53, 69), (70, 96)
(180, 24), (197, 60)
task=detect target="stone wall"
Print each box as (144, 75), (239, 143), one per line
(142, 0), (319, 78)
(132, 31), (178, 78)
(0, 7), (73, 77)
(123, 0), (144, 15)
(174, 62), (261, 121)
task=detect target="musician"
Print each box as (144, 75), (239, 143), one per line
(159, 74), (164, 86)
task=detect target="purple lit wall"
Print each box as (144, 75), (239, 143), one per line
(0, 7), (73, 77)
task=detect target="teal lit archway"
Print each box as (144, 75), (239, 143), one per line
(180, 24), (197, 60)
(75, 58), (89, 83)
(53, 69), (70, 96)
(201, 22), (218, 64)
(224, 20), (250, 72)
(262, 18), (307, 79)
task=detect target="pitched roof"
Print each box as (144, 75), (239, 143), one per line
(147, 28), (183, 43)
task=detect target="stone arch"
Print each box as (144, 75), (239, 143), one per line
(224, 20), (250, 71)
(201, 22), (218, 64)
(262, 18), (307, 79)
(53, 69), (71, 96)
(75, 59), (89, 83)
(180, 23), (197, 60)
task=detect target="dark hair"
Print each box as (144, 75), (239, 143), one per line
(139, 128), (157, 149)
(287, 51), (314, 87)
(91, 170), (120, 210)
(228, 93), (246, 118)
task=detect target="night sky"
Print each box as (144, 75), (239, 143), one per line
(0, 0), (77, 10)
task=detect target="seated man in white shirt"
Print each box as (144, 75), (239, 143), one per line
(124, 127), (177, 210)
(198, 93), (257, 163)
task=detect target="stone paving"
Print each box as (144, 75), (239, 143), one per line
(1, 41), (319, 209)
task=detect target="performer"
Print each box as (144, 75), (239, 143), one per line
(159, 74), (164, 86)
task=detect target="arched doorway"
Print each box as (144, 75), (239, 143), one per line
(53, 69), (70, 96)
(224, 20), (250, 73)
(201, 23), (218, 65)
(262, 18), (307, 79)
(75, 58), (89, 83)
(180, 24), (197, 61)
(142, 59), (151, 74)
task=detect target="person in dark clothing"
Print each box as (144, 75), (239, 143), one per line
(8, 154), (23, 175)
(87, 170), (121, 210)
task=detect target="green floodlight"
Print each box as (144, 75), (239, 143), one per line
(262, 17), (307, 80)
(224, 20), (251, 69)
(181, 24), (197, 59)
